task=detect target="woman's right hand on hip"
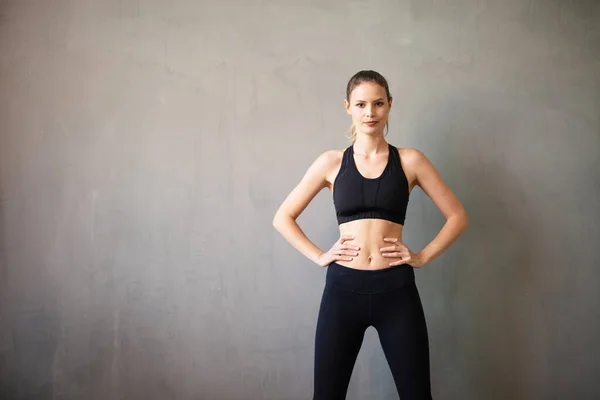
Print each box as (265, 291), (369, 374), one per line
(317, 235), (360, 267)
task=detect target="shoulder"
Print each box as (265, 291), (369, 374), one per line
(308, 148), (346, 188)
(394, 147), (428, 166)
(312, 148), (345, 171)
(300, 148), (346, 179)
(393, 147), (435, 184)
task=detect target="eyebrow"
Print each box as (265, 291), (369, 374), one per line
(355, 98), (385, 102)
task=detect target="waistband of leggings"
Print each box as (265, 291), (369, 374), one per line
(326, 262), (415, 294)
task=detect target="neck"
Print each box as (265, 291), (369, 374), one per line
(352, 133), (387, 156)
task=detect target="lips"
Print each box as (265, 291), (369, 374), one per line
(364, 121), (379, 126)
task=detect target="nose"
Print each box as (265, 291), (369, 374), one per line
(365, 106), (374, 116)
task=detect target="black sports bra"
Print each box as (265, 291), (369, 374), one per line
(332, 143), (410, 225)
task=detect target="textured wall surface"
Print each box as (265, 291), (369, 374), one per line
(1, 0), (599, 399)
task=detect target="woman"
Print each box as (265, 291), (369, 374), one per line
(272, 70), (469, 399)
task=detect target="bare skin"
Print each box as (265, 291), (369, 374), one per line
(273, 82), (469, 271)
(325, 147), (419, 270)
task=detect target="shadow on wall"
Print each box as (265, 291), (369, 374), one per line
(0, 176), (60, 400)
(0, 177), (59, 399)
(0, 173), (5, 299)
(1, 306), (59, 400)
(410, 91), (540, 400)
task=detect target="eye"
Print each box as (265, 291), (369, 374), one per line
(376, 102), (384, 106)
(356, 103), (365, 107)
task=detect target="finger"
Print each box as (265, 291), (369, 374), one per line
(335, 250), (358, 256)
(336, 256), (353, 261)
(379, 246), (397, 252)
(380, 249), (409, 256)
(341, 245), (360, 250)
(334, 250), (359, 256)
(381, 252), (404, 258)
(383, 237), (398, 243)
(388, 258), (411, 266)
(340, 235), (355, 243)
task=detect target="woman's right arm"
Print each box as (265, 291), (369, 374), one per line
(272, 151), (338, 265)
(273, 150), (359, 267)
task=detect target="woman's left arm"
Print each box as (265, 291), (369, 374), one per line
(405, 149), (469, 267)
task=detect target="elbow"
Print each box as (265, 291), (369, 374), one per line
(272, 216), (281, 232)
(272, 211), (292, 232)
(272, 214), (281, 231)
(449, 210), (469, 232)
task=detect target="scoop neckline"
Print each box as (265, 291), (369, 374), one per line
(351, 143), (392, 180)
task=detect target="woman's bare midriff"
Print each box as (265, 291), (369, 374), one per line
(335, 218), (407, 270)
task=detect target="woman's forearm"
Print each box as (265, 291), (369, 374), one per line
(273, 215), (324, 264)
(417, 212), (469, 265)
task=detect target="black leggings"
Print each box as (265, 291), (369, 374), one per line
(313, 262), (432, 399)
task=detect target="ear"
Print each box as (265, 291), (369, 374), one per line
(344, 99), (351, 115)
(388, 97), (393, 109)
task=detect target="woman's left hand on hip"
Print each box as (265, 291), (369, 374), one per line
(380, 237), (425, 268)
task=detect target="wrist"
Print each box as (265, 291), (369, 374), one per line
(415, 251), (429, 267)
(312, 250), (325, 265)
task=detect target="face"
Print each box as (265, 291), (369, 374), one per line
(344, 82), (392, 136)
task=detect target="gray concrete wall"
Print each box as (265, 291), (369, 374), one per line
(1, 0), (599, 399)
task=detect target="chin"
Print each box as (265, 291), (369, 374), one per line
(362, 126), (383, 134)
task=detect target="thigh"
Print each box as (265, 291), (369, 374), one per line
(313, 283), (369, 400)
(372, 283), (432, 400)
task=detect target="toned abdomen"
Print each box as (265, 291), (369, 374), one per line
(336, 219), (405, 270)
